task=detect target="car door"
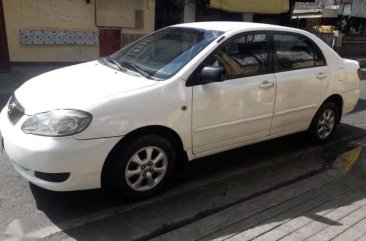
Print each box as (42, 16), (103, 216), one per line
(270, 32), (330, 135)
(191, 32), (276, 154)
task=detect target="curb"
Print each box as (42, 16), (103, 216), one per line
(333, 146), (362, 172)
(333, 139), (366, 179)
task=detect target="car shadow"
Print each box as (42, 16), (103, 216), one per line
(30, 130), (313, 223)
(29, 122), (366, 241)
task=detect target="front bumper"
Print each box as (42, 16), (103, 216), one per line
(0, 107), (121, 191)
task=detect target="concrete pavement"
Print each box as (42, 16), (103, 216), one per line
(152, 141), (366, 241)
(31, 128), (366, 241)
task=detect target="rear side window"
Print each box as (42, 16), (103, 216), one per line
(273, 33), (326, 72)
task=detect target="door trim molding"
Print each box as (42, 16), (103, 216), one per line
(274, 104), (317, 117)
(194, 113), (273, 132)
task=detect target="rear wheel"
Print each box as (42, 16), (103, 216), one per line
(105, 135), (176, 200)
(308, 102), (339, 144)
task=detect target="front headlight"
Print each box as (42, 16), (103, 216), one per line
(21, 110), (92, 137)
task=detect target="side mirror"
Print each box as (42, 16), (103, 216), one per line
(199, 66), (224, 84)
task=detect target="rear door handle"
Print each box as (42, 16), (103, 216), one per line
(259, 80), (275, 89)
(316, 72), (328, 80)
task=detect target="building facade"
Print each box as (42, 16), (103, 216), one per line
(0, 0), (305, 72)
(0, 0), (155, 65)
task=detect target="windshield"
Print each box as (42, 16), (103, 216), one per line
(107, 27), (223, 80)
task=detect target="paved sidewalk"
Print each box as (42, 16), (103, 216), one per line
(150, 140), (366, 241)
(53, 137), (366, 241)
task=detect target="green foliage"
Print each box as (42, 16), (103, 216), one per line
(337, 16), (360, 36)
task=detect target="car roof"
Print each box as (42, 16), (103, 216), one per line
(173, 21), (302, 34)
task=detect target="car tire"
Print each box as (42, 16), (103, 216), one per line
(308, 102), (339, 144)
(105, 135), (176, 200)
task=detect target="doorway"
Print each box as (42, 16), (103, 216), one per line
(99, 29), (121, 57)
(0, 0), (10, 73)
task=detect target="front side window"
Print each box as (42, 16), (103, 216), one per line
(106, 27), (223, 80)
(274, 33), (326, 72)
(205, 33), (269, 79)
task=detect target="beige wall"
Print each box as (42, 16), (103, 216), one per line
(3, 0), (155, 62)
(122, 0), (155, 35)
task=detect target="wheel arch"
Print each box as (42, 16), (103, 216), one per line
(101, 125), (188, 188)
(322, 94), (343, 123)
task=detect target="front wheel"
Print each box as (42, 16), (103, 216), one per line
(308, 102), (339, 144)
(105, 135), (176, 200)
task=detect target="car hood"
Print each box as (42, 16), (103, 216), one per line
(15, 61), (158, 115)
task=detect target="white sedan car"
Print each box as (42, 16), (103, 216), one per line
(0, 22), (361, 199)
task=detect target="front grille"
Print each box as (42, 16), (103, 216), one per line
(8, 95), (24, 125)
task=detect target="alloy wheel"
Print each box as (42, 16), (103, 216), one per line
(124, 146), (168, 192)
(317, 109), (336, 140)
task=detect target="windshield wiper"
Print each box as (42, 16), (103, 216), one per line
(105, 57), (154, 80)
(105, 56), (127, 72)
(120, 61), (154, 80)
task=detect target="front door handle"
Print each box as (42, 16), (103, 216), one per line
(316, 72), (328, 80)
(259, 80), (275, 89)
